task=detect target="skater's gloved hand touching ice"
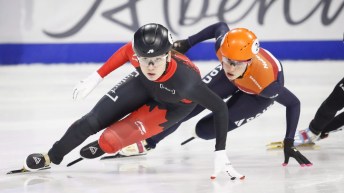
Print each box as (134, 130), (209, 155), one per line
(73, 71), (103, 100)
(211, 150), (245, 180)
(283, 138), (312, 167)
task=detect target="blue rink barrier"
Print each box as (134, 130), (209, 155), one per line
(0, 41), (343, 65)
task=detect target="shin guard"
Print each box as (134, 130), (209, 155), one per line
(99, 105), (167, 153)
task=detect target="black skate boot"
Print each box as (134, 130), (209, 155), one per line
(66, 141), (105, 167)
(80, 140), (105, 159)
(24, 153), (51, 171)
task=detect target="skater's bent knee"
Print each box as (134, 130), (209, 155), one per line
(195, 128), (215, 140)
(99, 129), (122, 153)
(73, 113), (102, 138)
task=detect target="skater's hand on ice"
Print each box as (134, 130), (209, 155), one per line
(73, 72), (102, 100)
(211, 150), (245, 180)
(283, 138), (312, 167)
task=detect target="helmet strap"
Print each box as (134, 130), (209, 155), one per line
(163, 51), (171, 73)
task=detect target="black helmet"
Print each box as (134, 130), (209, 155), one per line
(133, 23), (173, 57)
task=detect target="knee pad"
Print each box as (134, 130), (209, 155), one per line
(98, 121), (128, 153)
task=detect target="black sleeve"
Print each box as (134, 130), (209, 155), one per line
(188, 22), (229, 47)
(261, 82), (300, 139)
(182, 81), (229, 151)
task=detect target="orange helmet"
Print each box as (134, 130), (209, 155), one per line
(220, 28), (260, 61)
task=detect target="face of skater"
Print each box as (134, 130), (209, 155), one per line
(133, 23), (174, 81)
(221, 57), (251, 80)
(219, 28), (259, 81)
(138, 52), (170, 81)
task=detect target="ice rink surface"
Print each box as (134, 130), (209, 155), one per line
(0, 61), (343, 193)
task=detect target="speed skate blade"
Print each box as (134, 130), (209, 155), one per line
(67, 157), (84, 167)
(6, 166), (51, 175)
(266, 141), (283, 149)
(266, 141), (320, 150)
(100, 153), (145, 160)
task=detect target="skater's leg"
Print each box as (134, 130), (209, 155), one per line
(195, 91), (274, 139)
(99, 102), (195, 154)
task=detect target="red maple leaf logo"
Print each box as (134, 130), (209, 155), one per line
(128, 105), (168, 136)
(100, 105), (168, 153)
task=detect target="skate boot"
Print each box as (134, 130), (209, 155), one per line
(66, 141), (105, 167)
(294, 128), (320, 146)
(101, 140), (152, 160)
(118, 140), (151, 156)
(80, 140), (105, 159)
(24, 153), (51, 171)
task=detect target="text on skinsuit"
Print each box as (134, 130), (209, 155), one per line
(249, 75), (262, 90)
(106, 71), (140, 102)
(255, 55), (268, 69)
(160, 84), (176, 94)
(134, 121), (146, 135)
(202, 65), (223, 84)
(234, 103), (274, 126)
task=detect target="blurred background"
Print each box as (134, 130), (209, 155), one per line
(0, 0), (343, 64)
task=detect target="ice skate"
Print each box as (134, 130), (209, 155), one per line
(7, 153), (51, 174)
(101, 140), (151, 160)
(266, 141), (320, 150)
(24, 153), (51, 171)
(67, 140), (105, 167)
(293, 127), (321, 146)
(267, 127), (321, 150)
(80, 140), (105, 159)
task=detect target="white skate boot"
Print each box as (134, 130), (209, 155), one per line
(101, 140), (151, 160)
(294, 128), (320, 146)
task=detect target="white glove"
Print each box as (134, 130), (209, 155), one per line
(211, 150), (245, 180)
(72, 72), (103, 100)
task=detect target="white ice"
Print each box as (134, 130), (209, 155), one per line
(0, 61), (343, 193)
